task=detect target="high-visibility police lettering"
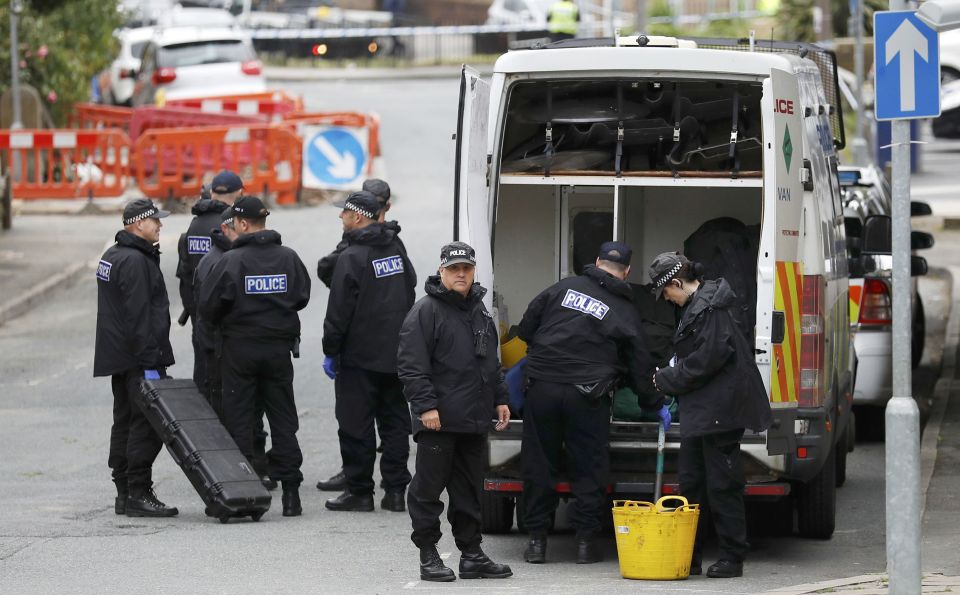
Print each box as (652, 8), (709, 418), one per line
(187, 236), (212, 255)
(245, 274), (288, 294)
(560, 289), (609, 320)
(96, 260), (112, 282)
(372, 255), (405, 278)
(774, 99), (795, 115)
(449, 250), (467, 256)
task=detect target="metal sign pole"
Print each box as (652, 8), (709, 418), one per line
(9, 0), (23, 130)
(884, 3), (922, 592)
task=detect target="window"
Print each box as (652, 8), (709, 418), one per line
(571, 211), (613, 276)
(158, 40), (254, 68)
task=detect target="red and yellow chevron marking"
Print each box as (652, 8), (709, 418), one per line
(849, 283), (862, 325)
(772, 261), (802, 404)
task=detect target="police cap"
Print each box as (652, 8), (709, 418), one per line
(439, 241), (476, 268)
(232, 195), (270, 219)
(122, 198), (170, 226)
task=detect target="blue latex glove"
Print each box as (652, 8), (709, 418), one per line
(323, 356), (338, 380)
(144, 369), (160, 380)
(657, 405), (672, 432)
(505, 358), (527, 415)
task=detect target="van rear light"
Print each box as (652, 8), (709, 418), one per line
(151, 67), (176, 85)
(799, 275), (825, 408)
(859, 278), (892, 324)
(241, 60), (262, 76)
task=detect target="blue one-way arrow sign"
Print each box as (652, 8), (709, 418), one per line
(875, 10), (941, 121)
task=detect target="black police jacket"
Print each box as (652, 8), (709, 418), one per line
(175, 198), (229, 316)
(94, 230), (175, 376)
(397, 276), (509, 437)
(518, 266), (660, 405)
(192, 230), (232, 352)
(198, 229), (311, 342)
(322, 223), (416, 373)
(317, 220), (407, 288)
(654, 278), (772, 438)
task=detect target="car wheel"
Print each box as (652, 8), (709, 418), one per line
(912, 295), (925, 369)
(480, 490), (515, 534)
(835, 432), (848, 488)
(942, 67), (960, 85)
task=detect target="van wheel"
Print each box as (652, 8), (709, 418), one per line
(480, 491), (514, 534)
(912, 296), (925, 369)
(796, 448), (837, 539)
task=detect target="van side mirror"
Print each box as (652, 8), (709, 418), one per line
(911, 231), (935, 250)
(911, 201), (933, 217)
(861, 215), (892, 255)
(912, 255), (928, 277)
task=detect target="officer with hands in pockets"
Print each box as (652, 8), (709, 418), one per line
(94, 198), (178, 518)
(322, 190), (417, 513)
(198, 195), (311, 517)
(397, 241), (513, 582)
(517, 241), (668, 564)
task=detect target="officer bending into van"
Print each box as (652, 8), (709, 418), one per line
(397, 242), (512, 582)
(321, 190), (416, 512)
(518, 241), (667, 564)
(316, 178), (407, 492)
(175, 170), (244, 390)
(198, 195), (311, 517)
(94, 198), (178, 518)
(648, 251), (771, 578)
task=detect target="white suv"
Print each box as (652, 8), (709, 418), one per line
(107, 26), (155, 106)
(131, 26), (266, 106)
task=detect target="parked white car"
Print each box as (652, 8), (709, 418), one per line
(131, 26), (266, 106)
(107, 26), (155, 105)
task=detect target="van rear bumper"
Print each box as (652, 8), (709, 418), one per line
(783, 406), (833, 483)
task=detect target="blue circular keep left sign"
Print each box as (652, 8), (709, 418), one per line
(304, 127), (367, 188)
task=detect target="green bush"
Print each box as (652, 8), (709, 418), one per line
(0, 0), (122, 126)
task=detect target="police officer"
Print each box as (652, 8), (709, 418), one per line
(192, 208), (238, 412)
(94, 198), (178, 518)
(175, 170), (243, 390)
(518, 241), (667, 564)
(648, 251), (772, 578)
(546, 0), (579, 41)
(316, 178), (406, 492)
(198, 195), (311, 517)
(322, 190), (416, 512)
(397, 242), (512, 582)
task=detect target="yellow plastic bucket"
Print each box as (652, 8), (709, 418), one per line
(500, 336), (527, 369)
(612, 496), (700, 580)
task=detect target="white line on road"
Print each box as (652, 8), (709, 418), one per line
(402, 581), (419, 589)
(439, 552), (450, 560)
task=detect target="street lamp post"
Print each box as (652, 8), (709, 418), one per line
(9, 0), (24, 130)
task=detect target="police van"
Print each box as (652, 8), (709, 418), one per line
(454, 35), (856, 539)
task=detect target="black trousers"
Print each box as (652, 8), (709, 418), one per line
(191, 319), (206, 397)
(205, 348), (268, 474)
(679, 429), (748, 563)
(335, 365), (411, 495)
(522, 380), (611, 538)
(108, 368), (163, 491)
(408, 431), (485, 551)
(220, 337), (303, 485)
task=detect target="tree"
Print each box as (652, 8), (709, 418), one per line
(777, 0), (887, 42)
(0, 0), (122, 125)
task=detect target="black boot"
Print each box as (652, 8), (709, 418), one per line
(524, 535), (547, 564)
(114, 484), (128, 516)
(325, 490), (374, 512)
(706, 559), (743, 578)
(315, 470), (346, 491)
(381, 490), (405, 512)
(419, 546), (456, 582)
(282, 483), (302, 517)
(576, 537), (602, 564)
(126, 487), (178, 518)
(459, 547), (513, 579)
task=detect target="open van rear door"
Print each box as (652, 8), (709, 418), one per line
(453, 66), (493, 312)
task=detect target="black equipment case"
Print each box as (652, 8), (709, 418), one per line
(136, 378), (271, 523)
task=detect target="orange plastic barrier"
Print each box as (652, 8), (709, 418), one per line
(282, 111), (382, 174)
(165, 91), (304, 120)
(129, 107), (265, 141)
(0, 129), (131, 199)
(133, 125), (301, 205)
(71, 103), (134, 135)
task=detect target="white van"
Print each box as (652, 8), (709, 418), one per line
(455, 35), (856, 539)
